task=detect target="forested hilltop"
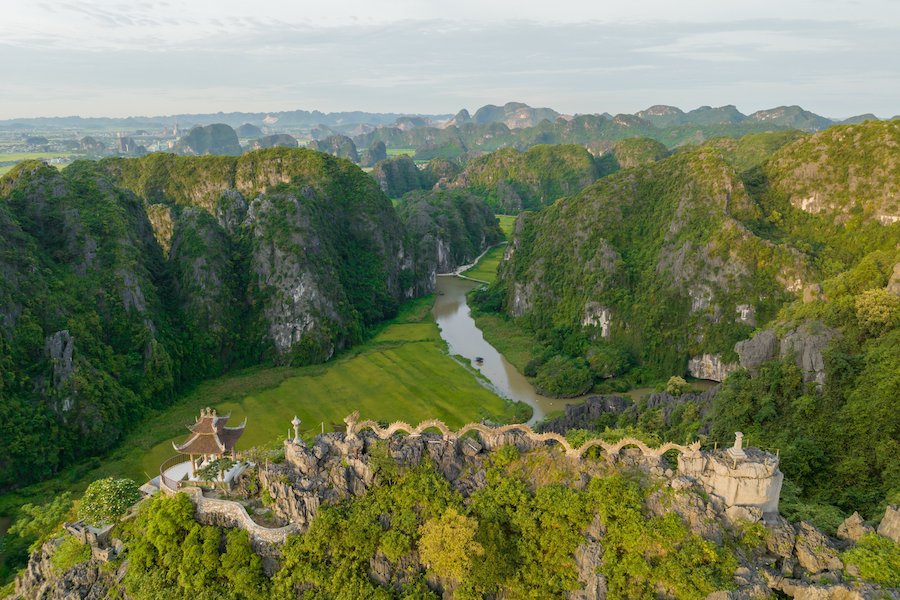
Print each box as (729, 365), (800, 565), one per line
(0, 149), (502, 490)
(472, 119), (900, 524)
(10, 425), (900, 599)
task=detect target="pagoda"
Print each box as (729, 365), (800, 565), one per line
(173, 407), (246, 477)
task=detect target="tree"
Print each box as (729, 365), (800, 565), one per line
(418, 507), (483, 581)
(666, 375), (689, 396)
(78, 477), (141, 525)
(855, 288), (900, 337)
(8, 492), (73, 551)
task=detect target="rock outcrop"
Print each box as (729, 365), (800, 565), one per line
(688, 353), (739, 382)
(13, 538), (123, 600)
(779, 321), (838, 388)
(877, 504), (900, 543)
(735, 329), (778, 373)
(837, 512), (875, 543)
(794, 522), (844, 574)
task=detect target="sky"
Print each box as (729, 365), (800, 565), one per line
(0, 0), (898, 120)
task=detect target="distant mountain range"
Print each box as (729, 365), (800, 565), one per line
(0, 101), (892, 134)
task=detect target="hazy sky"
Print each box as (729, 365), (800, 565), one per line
(1, 0), (898, 119)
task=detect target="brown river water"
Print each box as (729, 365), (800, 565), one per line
(432, 275), (565, 424)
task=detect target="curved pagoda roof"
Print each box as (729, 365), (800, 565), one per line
(173, 407), (246, 455)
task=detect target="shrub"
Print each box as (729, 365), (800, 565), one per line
(842, 533), (900, 587)
(50, 534), (91, 573)
(418, 508), (483, 581)
(534, 356), (593, 397)
(855, 288), (900, 337)
(666, 375), (690, 396)
(8, 492), (73, 551)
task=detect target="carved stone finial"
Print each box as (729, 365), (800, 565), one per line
(727, 432), (747, 460)
(291, 416), (301, 443)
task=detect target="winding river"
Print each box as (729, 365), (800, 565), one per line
(432, 275), (562, 424)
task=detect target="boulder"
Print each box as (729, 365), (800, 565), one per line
(794, 522), (843, 574)
(876, 504), (900, 543)
(726, 505), (763, 525)
(763, 514), (797, 559)
(763, 571), (887, 600)
(836, 512), (874, 543)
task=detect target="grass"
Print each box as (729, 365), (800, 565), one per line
(461, 215), (517, 284)
(470, 312), (540, 374)
(463, 244), (507, 283)
(497, 214), (516, 238)
(386, 148), (416, 157)
(0, 295), (523, 513)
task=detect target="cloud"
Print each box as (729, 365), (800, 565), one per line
(0, 6), (897, 119)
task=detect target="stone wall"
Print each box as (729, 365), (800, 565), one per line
(160, 478), (299, 548)
(344, 411), (703, 461)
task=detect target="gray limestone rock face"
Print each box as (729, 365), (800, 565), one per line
(569, 541), (606, 600)
(735, 329), (778, 373)
(877, 504), (900, 543)
(687, 353), (739, 382)
(763, 513), (797, 559)
(887, 263), (900, 296)
(779, 321), (838, 389)
(44, 330), (75, 389)
(803, 283), (824, 303)
(836, 512), (874, 543)
(763, 571), (889, 600)
(794, 522), (843, 575)
(14, 538), (119, 600)
(726, 505), (763, 525)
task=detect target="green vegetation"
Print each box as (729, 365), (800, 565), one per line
(6, 493), (73, 555)
(533, 355), (594, 397)
(385, 147), (416, 157)
(396, 190), (503, 293)
(49, 534), (91, 573)
(418, 507), (484, 582)
(78, 478), (141, 525)
(114, 450), (735, 598)
(611, 251), (900, 526)
(841, 533), (900, 587)
(462, 244), (506, 283)
(123, 493), (270, 599)
(0, 148), (415, 491)
(476, 147), (791, 386)
(462, 214), (516, 284)
(355, 111), (808, 163)
(468, 122), (900, 525)
(1, 295), (523, 506)
(455, 144), (600, 213)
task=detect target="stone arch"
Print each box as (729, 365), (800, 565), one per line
(341, 414), (700, 464)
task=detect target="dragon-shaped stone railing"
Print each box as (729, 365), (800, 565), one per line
(341, 411), (701, 461)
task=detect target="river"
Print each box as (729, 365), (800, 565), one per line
(432, 275), (564, 424)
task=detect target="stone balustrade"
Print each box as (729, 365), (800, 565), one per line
(343, 411), (703, 460)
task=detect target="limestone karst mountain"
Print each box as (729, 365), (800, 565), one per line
(173, 123), (242, 156)
(473, 120), (899, 522)
(0, 148), (501, 490)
